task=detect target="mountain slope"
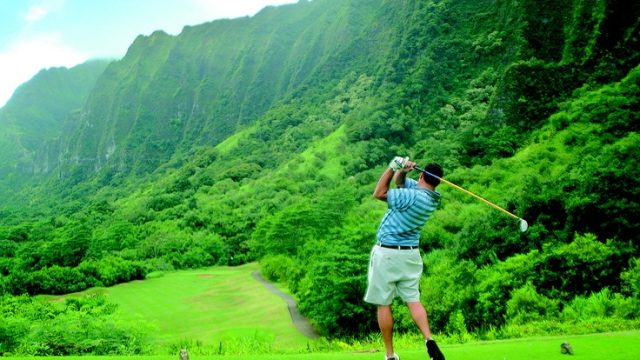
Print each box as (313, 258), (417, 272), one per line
(59, 0), (418, 181)
(0, 0), (638, 342)
(0, 60), (109, 176)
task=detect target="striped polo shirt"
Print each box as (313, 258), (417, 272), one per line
(376, 178), (441, 247)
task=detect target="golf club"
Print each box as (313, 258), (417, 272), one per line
(413, 165), (528, 232)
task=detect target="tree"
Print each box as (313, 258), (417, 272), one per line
(297, 243), (373, 336)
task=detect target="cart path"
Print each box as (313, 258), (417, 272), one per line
(251, 271), (320, 339)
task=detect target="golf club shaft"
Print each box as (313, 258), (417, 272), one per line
(415, 166), (521, 221)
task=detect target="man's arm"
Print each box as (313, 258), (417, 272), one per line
(394, 159), (416, 188)
(374, 157), (415, 201)
(373, 168), (394, 202)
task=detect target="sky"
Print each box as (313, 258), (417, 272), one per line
(0, 0), (298, 108)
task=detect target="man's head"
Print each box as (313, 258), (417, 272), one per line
(421, 163), (443, 187)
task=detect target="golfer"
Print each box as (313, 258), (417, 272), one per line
(364, 156), (445, 360)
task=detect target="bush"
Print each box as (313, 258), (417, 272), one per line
(0, 257), (14, 276)
(79, 256), (146, 287)
(0, 240), (17, 257)
(31, 266), (88, 294)
(147, 194), (182, 211)
(562, 288), (640, 321)
(260, 254), (299, 283)
(474, 251), (541, 329)
(0, 294), (150, 355)
(297, 243), (373, 337)
(445, 310), (473, 343)
(506, 283), (559, 325)
(537, 234), (622, 300)
(181, 247), (214, 268)
(17, 312), (150, 355)
(0, 317), (29, 355)
(192, 231), (227, 265)
(621, 258), (640, 297)
(421, 251), (477, 331)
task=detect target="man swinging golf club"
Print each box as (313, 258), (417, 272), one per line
(365, 156), (446, 360)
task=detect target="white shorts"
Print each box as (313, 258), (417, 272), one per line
(364, 244), (423, 305)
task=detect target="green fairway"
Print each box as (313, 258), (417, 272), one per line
(64, 263), (311, 351)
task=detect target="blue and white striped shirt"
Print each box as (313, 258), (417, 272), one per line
(376, 178), (441, 247)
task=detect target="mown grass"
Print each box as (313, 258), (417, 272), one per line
(66, 263), (311, 351)
(10, 331), (640, 359)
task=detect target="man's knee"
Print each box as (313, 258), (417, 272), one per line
(378, 304), (393, 315)
(406, 301), (427, 313)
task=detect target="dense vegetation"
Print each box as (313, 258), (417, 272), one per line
(0, 60), (109, 180)
(0, 294), (148, 355)
(0, 0), (638, 355)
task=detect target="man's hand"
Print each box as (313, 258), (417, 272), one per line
(400, 159), (416, 172)
(394, 158), (415, 188)
(389, 156), (408, 171)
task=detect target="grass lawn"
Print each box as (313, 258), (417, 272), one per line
(60, 263), (311, 350)
(12, 331), (639, 359)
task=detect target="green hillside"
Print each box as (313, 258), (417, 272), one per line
(0, 0), (639, 356)
(58, 0), (401, 180)
(0, 60), (109, 177)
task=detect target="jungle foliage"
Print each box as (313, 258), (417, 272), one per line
(0, 0), (638, 352)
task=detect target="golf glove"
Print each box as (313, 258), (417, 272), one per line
(389, 156), (408, 171)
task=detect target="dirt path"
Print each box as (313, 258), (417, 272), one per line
(251, 271), (320, 339)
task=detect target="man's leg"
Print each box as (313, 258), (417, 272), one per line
(378, 305), (395, 357)
(407, 301), (432, 339)
(408, 302), (445, 360)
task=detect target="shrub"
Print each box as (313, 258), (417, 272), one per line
(421, 251), (477, 331)
(181, 247), (214, 268)
(297, 243), (373, 336)
(0, 240), (17, 257)
(17, 312), (150, 355)
(562, 288), (640, 321)
(537, 234), (621, 300)
(80, 256), (146, 287)
(445, 310), (473, 343)
(1, 294), (150, 355)
(147, 194), (182, 211)
(474, 251), (541, 329)
(191, 231), (227, 265)
(31, 266), (88, 294)
(506, 283), (559, 325)
(260, 254), (298, 283)
(621, 258), (640, 297)
(0, 317), (29, 355)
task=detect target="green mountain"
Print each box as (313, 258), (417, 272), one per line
(0, 60), (110, 177)
(60, 0), (402, 181)
(0, 0), (638, 346)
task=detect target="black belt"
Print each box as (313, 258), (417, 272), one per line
(377, 243), (419, 250)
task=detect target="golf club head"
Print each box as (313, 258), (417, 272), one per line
(519, 219), (528, 232)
